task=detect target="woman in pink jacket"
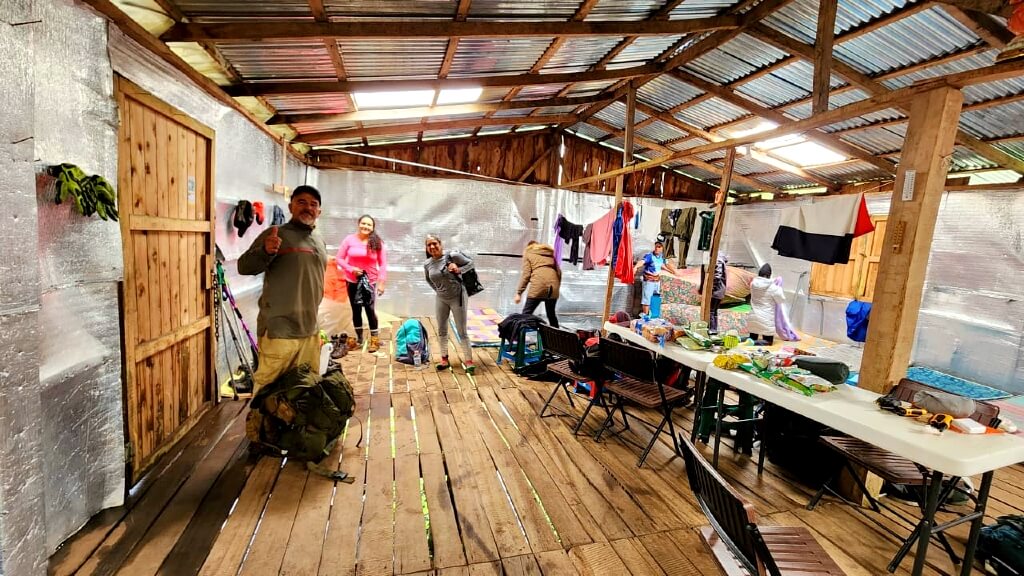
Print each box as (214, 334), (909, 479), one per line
(336, 214), (387, 353)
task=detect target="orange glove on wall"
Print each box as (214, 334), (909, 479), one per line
(1011, 0), (1024, 35)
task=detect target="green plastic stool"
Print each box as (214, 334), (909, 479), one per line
(498, 327), (544, 370)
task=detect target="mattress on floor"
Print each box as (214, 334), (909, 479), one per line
(450, 308), (504, 347)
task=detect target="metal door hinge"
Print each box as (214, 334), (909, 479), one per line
(124, 442), (133, 463)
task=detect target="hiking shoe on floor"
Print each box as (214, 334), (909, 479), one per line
(368, 336), (381, 353)
(347, 337), (360, 351)
(464, 361), (476, 375)
(436, 356), (450, 371)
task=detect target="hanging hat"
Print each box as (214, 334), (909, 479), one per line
(232, 200), (254, 237)
(253, 201), (265, 225)
(271, 205), (286, 226)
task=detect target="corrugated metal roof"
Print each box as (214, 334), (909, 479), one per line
(594, 100), (650, 129)
(293, 119), (359, 133)
(884, 51), (1024, 100)
(960, 103), (1024, 139)
(735, 73), (810, 108)
(564, 79), (618, 97)
(809, 160), (891, 182)
(733, 154), (784, 176)
(176, 0), (314, 19)
(585, 0), (662, 21)
(683, 49), (760, 85)
(755, 171), (815, 188)
(995, 141), (1024, 162)
(763, 0), (914, 45)
(840, 126), (905, 154)
(606, 35), (685, 68)
(667, 136), (711, 151)
(569, 122), (610, 141)
(325, 0), (455, 18)
(217, 41), (335, 80)
(539, 37), (624, 74)
(449, 37), (555, 77)
(676, 165), (721, 182)
(635, 119), (689, 143)
(669, 0), (742, 19)
(516, 84), (570, 99)
(637, 74), (705, 110)
(836, 7), (980, 76)
(675, 97), (750, 129)
(338, 38), (448, 79)
(265, 94), (353, 114)
(468, 0), (580, 21)
(491, 108), (539, 118)
(949, 145), (999, 171)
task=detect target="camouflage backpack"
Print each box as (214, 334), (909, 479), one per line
(246, 363), (356, 481)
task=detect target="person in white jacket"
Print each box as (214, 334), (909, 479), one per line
(747, 264), (785, 345)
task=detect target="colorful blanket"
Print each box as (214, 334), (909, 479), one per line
(450, 308), (504, 347)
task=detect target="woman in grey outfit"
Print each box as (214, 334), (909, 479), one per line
(423, 234), (476, 374)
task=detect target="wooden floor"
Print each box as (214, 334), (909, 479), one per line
(51, 318), (1024, 576)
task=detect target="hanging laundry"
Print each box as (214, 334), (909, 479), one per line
(553, 215), (564, 266)
(772, 193), (874, 265)
(661, 207), (696, 267)
(556, 215), (584, 266)
(589, 205), (618, 266)
(271, 205), (286, 226)
(697, 210), (716, 251)
(614, 201), (636, 285)
(582, 223), (595, 270)
(660, 208), (681, 258)
(773, 277), (800, 341)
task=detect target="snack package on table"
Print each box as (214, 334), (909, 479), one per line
(641, 318), (676, 343)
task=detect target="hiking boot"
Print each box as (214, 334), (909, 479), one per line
(346, 336), (360, 351)
(436, 356), (450, 371)
(464, 360), (476, 375)
(368, 335), (381, 353)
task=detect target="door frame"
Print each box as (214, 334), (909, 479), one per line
(115, 75), (218, 485)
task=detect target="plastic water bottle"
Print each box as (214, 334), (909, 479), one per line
(413, 350), (422, 369)
(319, 343), (333, 375)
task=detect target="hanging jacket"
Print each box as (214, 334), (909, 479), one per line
(614, 201), (635, 285)
(773, 277), (800, 341)
(589, 207), (617, 266)
(846, 300), (872, 342)
(698, 210), (715, 251)
(517, 243), (561, 300)
(748, 276), (785, 336)
(712, 255), (727, 300)
(556, 215), (584, 266)
(582, 223), (596, 270)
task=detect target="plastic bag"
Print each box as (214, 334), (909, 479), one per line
(353, 274), (373, 306)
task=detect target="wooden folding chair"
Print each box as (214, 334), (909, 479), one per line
(680, 435), (847, 575)
(536, 324), (607, 435)
(594, 337), (689, 467)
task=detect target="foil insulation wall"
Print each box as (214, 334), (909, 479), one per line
(32, 0), (125, 556)
(1, 1), (47, 573)
(721, 191), (1024, 393)
(315, 168), (707, 328)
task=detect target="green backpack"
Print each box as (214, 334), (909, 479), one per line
(247, 363), (356, 481)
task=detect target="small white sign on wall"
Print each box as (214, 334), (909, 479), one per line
(702, 251), (711, 265)
(187, 176), (196, 204)
(902, 169), (916, 202)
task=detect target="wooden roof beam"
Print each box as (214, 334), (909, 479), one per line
(297, 114), (578, 145)
(672, 69), (896, 173)
(934, 0), (1015, 18)
(939, 5), (1014, 48)
(750, 23), (1024, 174)
(160, 17), (741, 42)
(685, 156), (785, 193)
(813, 0), (838, 115)
(562, 74), (997, 189)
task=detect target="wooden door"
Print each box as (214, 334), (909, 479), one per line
(116, 77), (216, 483)
(809, 216), (887, 301)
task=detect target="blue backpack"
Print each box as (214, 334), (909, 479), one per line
(395, 319), (430, 365)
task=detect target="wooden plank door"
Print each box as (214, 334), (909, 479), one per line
(809, 216), (887, 302)
(116, 77), (217, 484)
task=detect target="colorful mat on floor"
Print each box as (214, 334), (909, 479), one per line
(905, 366), (1011, 401)
(450, 308), (504, 347)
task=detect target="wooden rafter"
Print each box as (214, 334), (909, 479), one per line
(562, 64), (1023, 189)
(308, 0), (368, 145)
(160, 17), (741, 42)
(297, 114), (578, 145)
(684, 156), (785, 194)
(672, 69), (896, 173)
(940, 5), (1015, 48)
(273, 92), (620, 125)
(223, 64), (659, 96)
(934, 0), (1015, 17)
(813, 0), (838, 115)
(749, 23), (1024, 174)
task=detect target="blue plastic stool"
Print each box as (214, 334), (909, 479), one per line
(498, 327), (544, 370)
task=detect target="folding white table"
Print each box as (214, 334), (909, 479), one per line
(706, 364), (1024, 576)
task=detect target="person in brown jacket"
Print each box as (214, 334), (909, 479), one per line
(514, 241), (561, 327)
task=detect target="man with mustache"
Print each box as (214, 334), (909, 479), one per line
(239, 185), (328, 393)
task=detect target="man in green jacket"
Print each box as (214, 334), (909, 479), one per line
(239, 185), (328, 393)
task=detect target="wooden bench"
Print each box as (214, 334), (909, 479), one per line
(679, 434), (848, 575)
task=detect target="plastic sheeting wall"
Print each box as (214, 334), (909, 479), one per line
(721, 191), (1024, 394)
(314, 169), (707, 327)
(1, 1), (47, 574)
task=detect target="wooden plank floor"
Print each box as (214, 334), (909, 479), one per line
(51, 319), (1023, 575)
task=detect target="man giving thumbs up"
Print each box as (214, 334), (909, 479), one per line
(238, 185), (327, 394)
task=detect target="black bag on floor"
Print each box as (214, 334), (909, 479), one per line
(979, 515), (1024, 575)
(761, 404), (844, 485)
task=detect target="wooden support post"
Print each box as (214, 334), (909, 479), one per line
(813, 0), (839, 115)
(700, 148), (736, 323)
(601, 84), (636, 327)
(859, 87), (963, 394)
